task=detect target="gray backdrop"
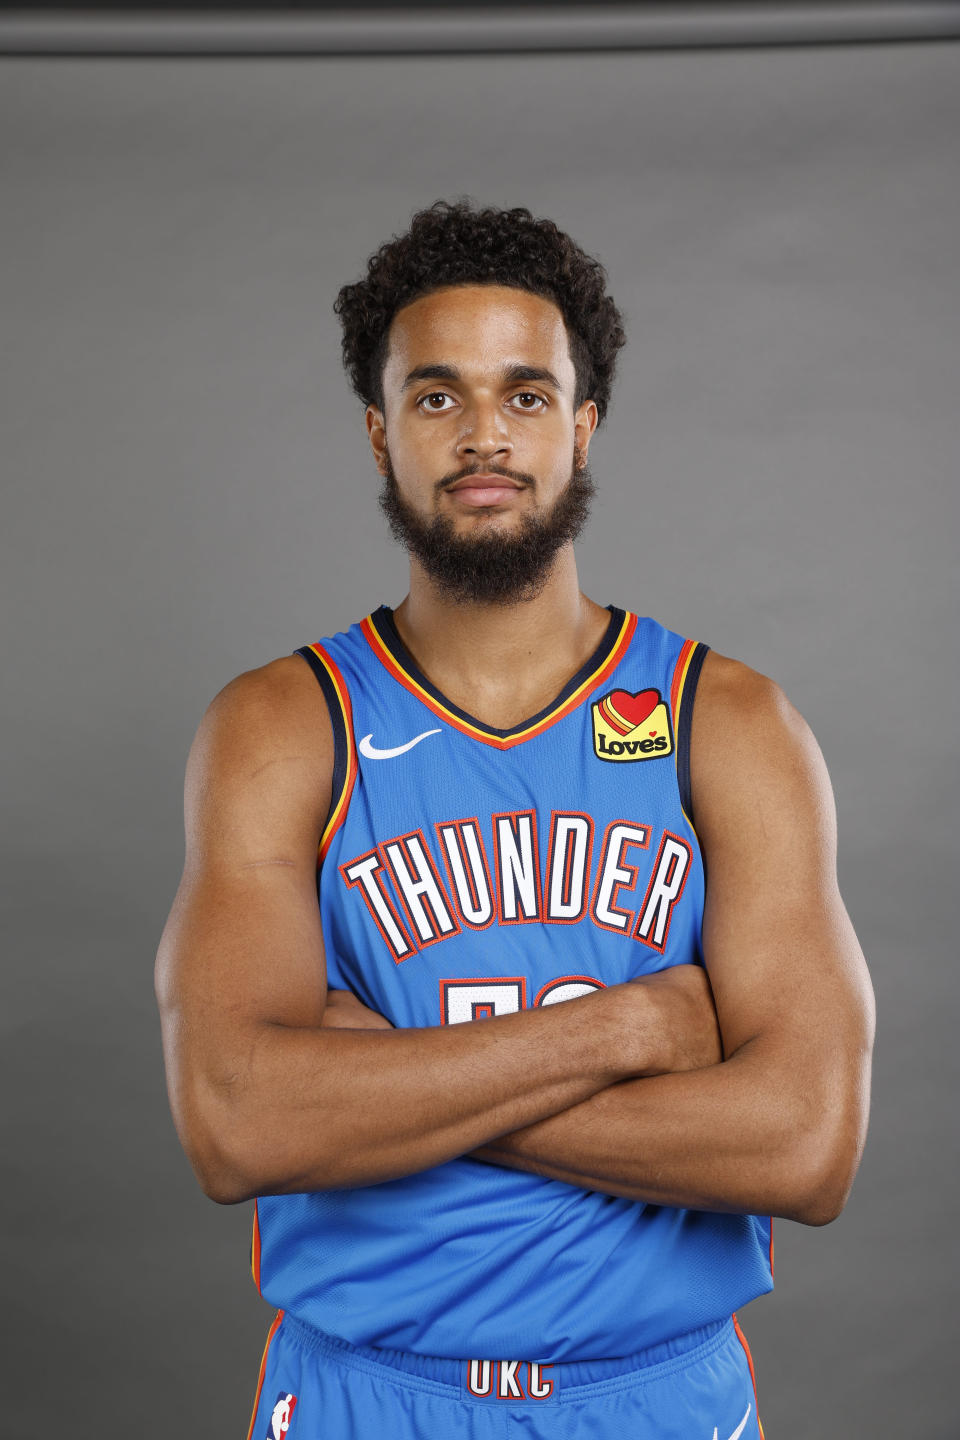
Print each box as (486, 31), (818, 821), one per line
(2, 40), (958, 1440)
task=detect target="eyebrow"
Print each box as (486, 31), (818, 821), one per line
(400, 362), (564, 393)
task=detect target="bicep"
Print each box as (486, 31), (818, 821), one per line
(156, 659), (334, 1107)
(692, 656), (874, 1067)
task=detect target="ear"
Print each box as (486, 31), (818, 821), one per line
(366, 404), (388, 475)
(573, 399), (599, 466)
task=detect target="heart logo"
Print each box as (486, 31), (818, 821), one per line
(607, 688), (660, 730)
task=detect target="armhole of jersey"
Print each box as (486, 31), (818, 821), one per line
(294, 644), (357, 864)
(672, 640), (710, 830)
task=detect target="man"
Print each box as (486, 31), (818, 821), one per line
(156, 200), (874, 1440)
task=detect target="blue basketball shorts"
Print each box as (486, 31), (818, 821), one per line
(246, 1311), (764, 1440)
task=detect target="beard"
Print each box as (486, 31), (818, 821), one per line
(378, 448), (595, 606)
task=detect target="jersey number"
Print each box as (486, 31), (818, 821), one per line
(439, 974), (604, 1025)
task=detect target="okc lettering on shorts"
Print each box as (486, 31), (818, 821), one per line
(462, 1360), (556, 1402)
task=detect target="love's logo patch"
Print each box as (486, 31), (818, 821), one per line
(592, 687), (673, 762)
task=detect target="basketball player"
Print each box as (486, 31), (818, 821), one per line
(156, 201), (874, 1440)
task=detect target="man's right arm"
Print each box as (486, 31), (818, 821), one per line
(155, 658), (718, 1204)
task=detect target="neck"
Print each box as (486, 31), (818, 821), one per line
(391, 546), (612, 730)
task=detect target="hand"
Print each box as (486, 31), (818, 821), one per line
(321, 989), (394, 1031)
(628, 964), (722, 1076)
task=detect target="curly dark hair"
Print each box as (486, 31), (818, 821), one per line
(334, 199), (626, 425)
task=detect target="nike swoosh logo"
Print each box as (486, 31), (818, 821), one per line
(712, 1402), (751, 1440)
(359, 729), (442, 760)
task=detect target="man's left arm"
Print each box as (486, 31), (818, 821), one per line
(467, 654), (875, 1226)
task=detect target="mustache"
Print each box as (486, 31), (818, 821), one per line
(435, 464), (536, 495)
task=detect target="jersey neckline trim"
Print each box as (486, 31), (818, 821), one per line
(361, 605), (637, 750)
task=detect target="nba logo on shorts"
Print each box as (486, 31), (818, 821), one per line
(265, 1392), (297, 1439)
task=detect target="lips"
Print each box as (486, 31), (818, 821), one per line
(445, 474), (525, 507)
(446, 474), (523, 492)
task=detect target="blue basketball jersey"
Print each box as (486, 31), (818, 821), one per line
(252, 606), (773, 1361)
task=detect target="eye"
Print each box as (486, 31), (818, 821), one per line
(418, 391), (457, 412)
(509, 391), (547, 412)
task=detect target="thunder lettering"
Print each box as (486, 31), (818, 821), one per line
(339, 809), (691, 963)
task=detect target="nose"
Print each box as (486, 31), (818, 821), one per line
(455, 397), (513, 467)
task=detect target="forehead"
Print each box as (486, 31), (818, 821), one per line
(383, 285), (574, 389)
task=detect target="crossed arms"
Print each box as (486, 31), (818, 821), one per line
(155, 649), (874, 1226)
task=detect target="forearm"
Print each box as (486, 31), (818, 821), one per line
(172, 986), (644, 1202)
(473, 1031), (872, 1225)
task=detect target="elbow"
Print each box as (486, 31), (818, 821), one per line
(190, 1143), (259, 1206)
(189, 1140), (349, 1203)
(189, 1138), (351, 1203)
(161, 1030), (357, 1200)
(172, 1083), (351, 1201)
(774, 1117), (867, 1227)
(766, 1048), (872, 1226)
(159, 1014), (263, 1203)
(176, 1105), (263, 1205)
(782, 1173), (851, 1228)
(167, 1069), (272, 1205)
(162, 1034), (298, 1203)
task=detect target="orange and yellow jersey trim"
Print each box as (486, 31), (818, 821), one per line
(244, 1310), (283, 1440)
(298, 643), (359, 863)
(251, 1200), (263, 1292)
(669, 636), (710, 832)
(670, 637), (699, 728)
(360, 608), (637, 751)
(732, 1313), (764, 1438)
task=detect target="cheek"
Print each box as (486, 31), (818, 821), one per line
(388, 414), (451, 460)
(513, 414), (572, 462)
(535, 424), (577, 474)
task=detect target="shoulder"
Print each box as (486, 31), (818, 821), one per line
(198, 653), (332, 757)
(694, 649), (823, 762)
(185, 654), (335, 837)
(691, 650), (835, 842)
